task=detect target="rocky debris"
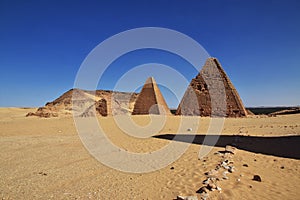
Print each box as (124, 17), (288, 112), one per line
(176, 57), (247, 117)
(199, 193), (209, 200)
(197, 186), (209, 194)
(252, 175), (262, 182)
(243, 164), (249, 167)
(195, 145), (238, 199)
(177, 196), (198, 200)
(26, 107), (58, 118)
(228, 166), (235, 173)
(207, 183), (217, 191)
(222, 171), (229, 180)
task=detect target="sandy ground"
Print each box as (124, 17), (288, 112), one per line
(0, 107), (300, 199)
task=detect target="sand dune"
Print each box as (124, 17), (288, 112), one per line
(1, 108), (299, 199)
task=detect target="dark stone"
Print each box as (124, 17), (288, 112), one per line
(196, 186), (209, 194)
(252, 175), (262, 182)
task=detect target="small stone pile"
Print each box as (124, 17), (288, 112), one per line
(196, 145), (237, 200)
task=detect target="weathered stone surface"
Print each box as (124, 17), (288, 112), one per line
(26, 89), (138, 117)
(132, 77), (171, 115)
(176, 57), (247, 117)
(80, 99), (108, 117)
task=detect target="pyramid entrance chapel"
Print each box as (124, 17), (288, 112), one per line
(132, 77), (171, 115)
(176, 57), (247, 117)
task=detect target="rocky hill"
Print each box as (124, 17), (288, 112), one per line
(26, 89), (138, 117)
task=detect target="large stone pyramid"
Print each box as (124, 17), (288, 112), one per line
(176, 57), (247, 117)
(132, 77), (171, 115)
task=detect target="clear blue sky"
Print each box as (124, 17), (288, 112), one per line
(0, 0), (299, 108)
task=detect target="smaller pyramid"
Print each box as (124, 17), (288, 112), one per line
(132, 77), (171, 115)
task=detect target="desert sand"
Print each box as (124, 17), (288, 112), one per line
(1, 107), (300, 199)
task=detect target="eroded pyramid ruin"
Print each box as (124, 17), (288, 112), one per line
(132, 77), (171, 115)
(26, 89), (138, 117)
(176, 57), (247, 117)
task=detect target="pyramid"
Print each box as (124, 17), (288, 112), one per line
(132, 77), (171, 115)
(176, 57), (247, 117)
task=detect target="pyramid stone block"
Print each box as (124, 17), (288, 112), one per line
(132, 77), (171, 115)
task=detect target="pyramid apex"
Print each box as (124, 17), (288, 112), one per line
(145, 76), (156, 84)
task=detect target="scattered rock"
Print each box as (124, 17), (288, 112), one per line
(187, 128), (193, 131)
(280, 166), (284, 169)
(38, 172), (47, 176)
(225, 145), (236, 154)
(252, 175), (262, 182)
(202, 178), (211, 185)
(207, 183), (217, 191)
(222, 171), (229, 180)
(170, 166), (174, 170)
(194, 143), (237, 200)
(228, 166), (235, 173)
(243, 164), (248, 167)
(199, 193), (209, 200)
(205, 169), (218, 176)
(196, 186), (209, 194)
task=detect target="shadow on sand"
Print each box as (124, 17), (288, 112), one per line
(153, 134), (300, 159)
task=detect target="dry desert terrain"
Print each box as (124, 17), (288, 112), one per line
(1, 107), (300, 199)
